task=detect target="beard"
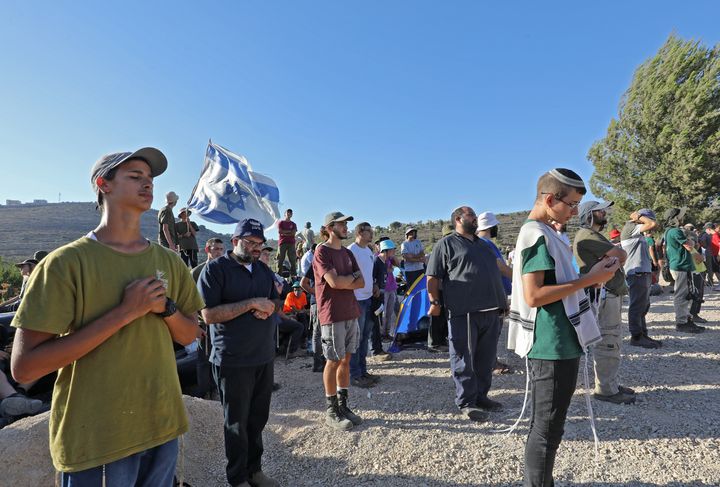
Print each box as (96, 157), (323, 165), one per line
(331, 227), (347, 240)
(461, 218), (478, 235)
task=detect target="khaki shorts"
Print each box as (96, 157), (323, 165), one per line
(321, 319), (359, 361)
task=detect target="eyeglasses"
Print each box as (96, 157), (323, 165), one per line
(541, 192), (581, 209)
(242, 239), (264, 248)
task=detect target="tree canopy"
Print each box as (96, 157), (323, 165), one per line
(588, 34), (720, 225)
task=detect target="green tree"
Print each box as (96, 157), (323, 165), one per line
(588, 35), (720, 224)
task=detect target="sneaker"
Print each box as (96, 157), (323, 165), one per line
(629, 335), (661, 349)
(676, 321), (704, 334)
(373, 350), (392, 361)
(692, 315), (708, 324)
(249, 470), (280, 487)
(337, 390), (362, 426)
(325, 396), (353, 431)
(593, 391), (636, 405)
(688, 319), (706, 330)
(0, 394), (44, 418)
(351, 376), (375, 388)
(618, 385), (636, 395)
(362, 373), (380, 384)
(642, 333), (663, 347)
(476, 397), (503, 412)
(460, 406), (489, 422)
(492, 360), (514, 375)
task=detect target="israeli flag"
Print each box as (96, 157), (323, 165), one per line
(187, 141), (281, 228)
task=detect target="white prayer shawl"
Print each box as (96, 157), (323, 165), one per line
(508, 220), (601, 357)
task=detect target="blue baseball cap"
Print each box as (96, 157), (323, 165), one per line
(379, 240), (396, 251)
(232, 218), (265, 240)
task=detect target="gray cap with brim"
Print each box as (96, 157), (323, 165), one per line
(324, 211), (354, 226)
(91, 147), (168, 189)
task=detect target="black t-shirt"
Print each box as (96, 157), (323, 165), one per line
(198, 252), (279, 367)
(426, 232), (508, 317)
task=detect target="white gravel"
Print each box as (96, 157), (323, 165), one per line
(259, 289), (720, 486)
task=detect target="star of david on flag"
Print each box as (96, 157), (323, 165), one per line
(187, 141), (281, 228)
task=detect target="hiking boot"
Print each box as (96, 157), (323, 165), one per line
(692, 314), (708, 324)
(325, 396), (353, 431)
(676, 320), (704, 334)
(460, 406), (489, 422)
(642, 333), (663, 347)
(248, 470), (279, 487)
(618, 385), (636, 395)
(362, 373), (380, 384)
(351, 376), (375, 388)
(629, 335), (661, 349)
(337, 389), (362, 426)
(476, 397), (503, 412)
(593, 391), (636, 405)
(0, 394), (44, 418)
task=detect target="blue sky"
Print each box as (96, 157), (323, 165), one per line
(1, 1), (718, 238)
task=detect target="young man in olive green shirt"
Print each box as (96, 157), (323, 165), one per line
(574, 200), (635, 405)
(11, 149), (204, 486)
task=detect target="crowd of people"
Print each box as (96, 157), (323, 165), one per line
(0, 147), (716, 487)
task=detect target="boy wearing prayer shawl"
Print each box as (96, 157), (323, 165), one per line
(508, 168), (619, 487)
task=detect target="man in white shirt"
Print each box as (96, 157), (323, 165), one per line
(348, 221), (380, 388)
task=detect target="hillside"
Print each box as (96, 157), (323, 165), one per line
(0, 202), (235, 263)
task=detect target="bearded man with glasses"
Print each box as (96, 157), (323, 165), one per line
(198, 218), (281, 487)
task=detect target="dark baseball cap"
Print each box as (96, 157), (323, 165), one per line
(90, 148), (168, 190)
(578, 200), (613, 223)
(232, 218), (265, 240)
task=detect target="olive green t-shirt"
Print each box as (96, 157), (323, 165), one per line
(12, 238), (205, 472)
(158, 206), (177, 247)
(521, 235), (583, 360)
(573, 227), (627, 296)
(176, 221), (199, 250)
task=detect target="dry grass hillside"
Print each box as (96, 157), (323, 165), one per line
(0, 202), (234, 263)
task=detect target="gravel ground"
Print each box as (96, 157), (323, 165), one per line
(258, 289), (720, 486)
(3, 289), (719, 486)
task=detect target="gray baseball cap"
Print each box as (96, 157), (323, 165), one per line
(324, 211), (354, 226)
(91, 147), (168, 189)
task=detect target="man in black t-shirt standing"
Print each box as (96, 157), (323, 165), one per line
(426, 206), (508, 422)
(198, 218), (280, 487)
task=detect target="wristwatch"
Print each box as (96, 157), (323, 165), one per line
(430, 299), (440, 306)
(158, 298), (177, 318)
(352, 271), (361, 280)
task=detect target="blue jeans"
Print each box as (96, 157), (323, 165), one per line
(350, 298), (373, 379)
(61, 438), (178, 487)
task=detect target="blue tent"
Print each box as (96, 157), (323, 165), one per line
(389, 273), (430, 353)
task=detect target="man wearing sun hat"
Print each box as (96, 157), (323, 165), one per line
(176, 207), (199, 268)
(12, 147), (204, 485)
(574, 200), (636, 404)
